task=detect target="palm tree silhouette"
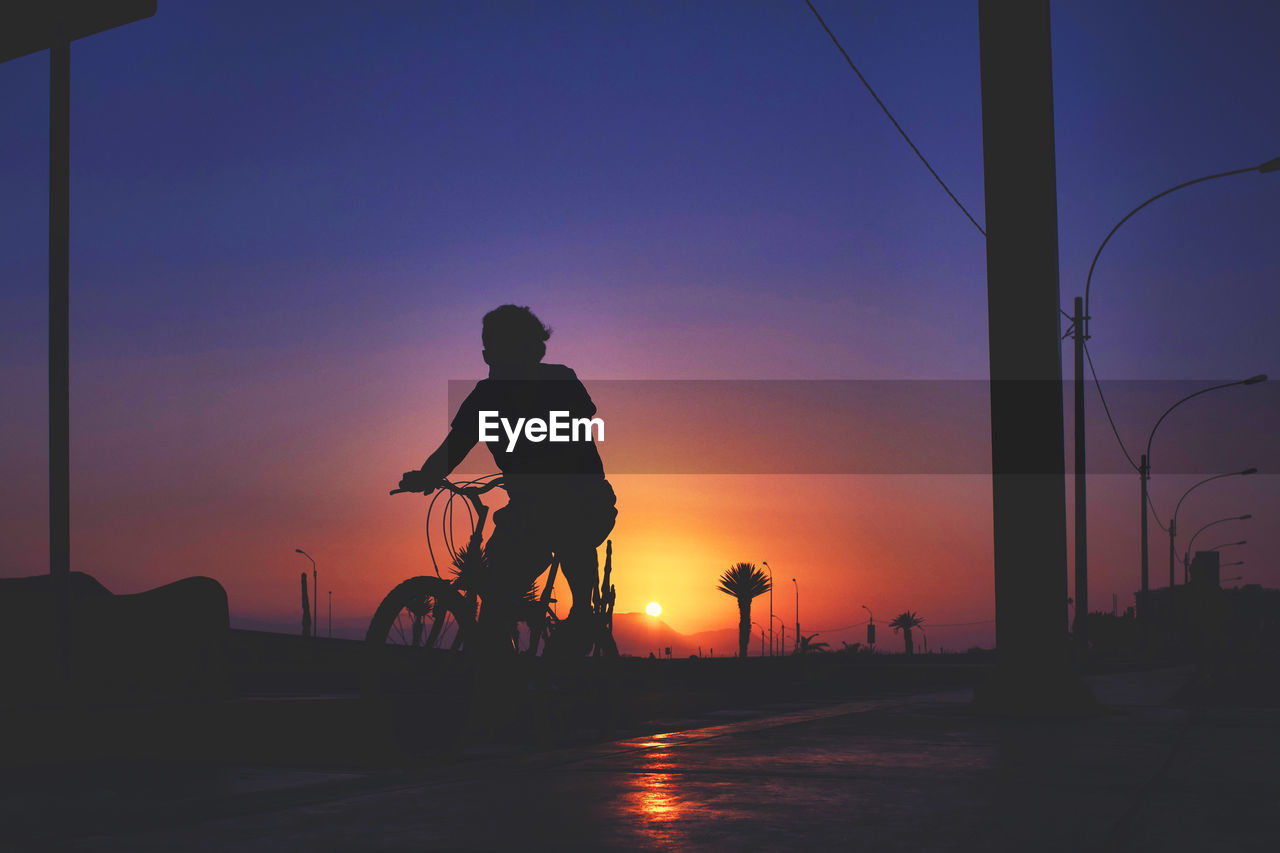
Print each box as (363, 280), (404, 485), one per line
(717, 562), (771, 658)
(889, 611), (924, 655)
(795, 633), (829, 655)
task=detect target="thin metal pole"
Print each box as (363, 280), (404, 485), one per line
(301, 573), (310, 637)
(1072, 296), (1088, 662)
(1168, 521), (1177, 589)
(50, 38), (71, 682)
(312, 567), (317, 639)
(762, 561), (774, 656)
(1140, 454), (1149, 595)
(328, 590), (332, 638)
(792, 578), (799, 653)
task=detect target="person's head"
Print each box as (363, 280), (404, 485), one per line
(481, 304), (551, 367)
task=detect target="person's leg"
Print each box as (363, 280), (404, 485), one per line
(556, 544), (599, 618)
(482, 502), (554, 636)
(557, 483), (617, 615)
(464, 503), (554, 739)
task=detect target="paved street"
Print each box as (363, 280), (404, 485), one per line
(4, 667), (1276, 851)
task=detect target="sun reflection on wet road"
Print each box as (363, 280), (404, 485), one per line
(618, 740), (696, 843)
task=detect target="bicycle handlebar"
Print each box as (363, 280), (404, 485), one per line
(390, 477), (505, 497)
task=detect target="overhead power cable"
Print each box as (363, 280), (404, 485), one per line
(804, 0), (987, 238)
(1083, 341), (1141, 473)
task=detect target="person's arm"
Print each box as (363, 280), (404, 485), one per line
(419, 427), (477, 482)
(398, 381), (485, 494)
(398, 425), (478, 493)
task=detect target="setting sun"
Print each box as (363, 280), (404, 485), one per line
(645, 602), (662, 618)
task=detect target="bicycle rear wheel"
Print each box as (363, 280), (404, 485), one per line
(363, 576), (473, 699)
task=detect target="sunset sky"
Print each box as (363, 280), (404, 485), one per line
(2, 1), (1278, 651)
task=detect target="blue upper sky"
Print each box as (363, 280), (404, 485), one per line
(3, 1), (1277, 379)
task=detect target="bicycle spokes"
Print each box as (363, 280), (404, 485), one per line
(389, 593), (458, 649)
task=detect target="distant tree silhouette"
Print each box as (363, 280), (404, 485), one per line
(889, 611), (924, 655)
(795, 633), (829, 655)
(717, 563), (771, 658)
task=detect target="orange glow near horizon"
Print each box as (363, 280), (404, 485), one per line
(600, 473), (998, 644)
(1, 351), (1181, 654)
(27, 449), (1007, 649)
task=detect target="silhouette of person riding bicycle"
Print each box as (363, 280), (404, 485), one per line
(391, 305), (617, 661)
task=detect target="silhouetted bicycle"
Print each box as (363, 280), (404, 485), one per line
(363, 475), (618, 700)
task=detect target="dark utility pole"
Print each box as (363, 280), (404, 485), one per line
(1072, 296), (1088, 663)
(1, 1), (158, 683)
(50, 37), (71, 679)
(975, 0), (1090, 711)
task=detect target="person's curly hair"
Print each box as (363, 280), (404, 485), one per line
(482, 304), (551, 365)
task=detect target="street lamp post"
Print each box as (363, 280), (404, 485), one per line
(792, 578), (799, 653)
(328, 590), (332, 638)
(295, 549), (317, 638)
(772, 614), (784, 659)
(753, 621), (765, 657)
(861, 604), (875, 648)
(1140, 377), (1265, 593)
(762, 561), (775, 656)
(1183, 515), (1251, 581)
(1072, 156), (1278, 638)
(1169, 468), (1256, 587)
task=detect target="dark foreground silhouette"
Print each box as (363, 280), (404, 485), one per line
(0, 571), (228, 705)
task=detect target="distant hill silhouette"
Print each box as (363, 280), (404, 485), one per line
(612, 612), (742, 658)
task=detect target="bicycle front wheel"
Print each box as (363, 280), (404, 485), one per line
(363, 576), (473, 698)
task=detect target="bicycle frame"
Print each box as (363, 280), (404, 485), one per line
(385, 476), (614, 658)
(431, 479), (562, 656)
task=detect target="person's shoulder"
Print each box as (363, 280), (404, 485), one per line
(537, 363), (579, 381)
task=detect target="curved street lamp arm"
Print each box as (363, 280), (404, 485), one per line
(1173, 468), (1256, 528)
(1146, 379), (1259, 461)
(1085, 162), (1270, 316)
(1185, 515), (1252, 562)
